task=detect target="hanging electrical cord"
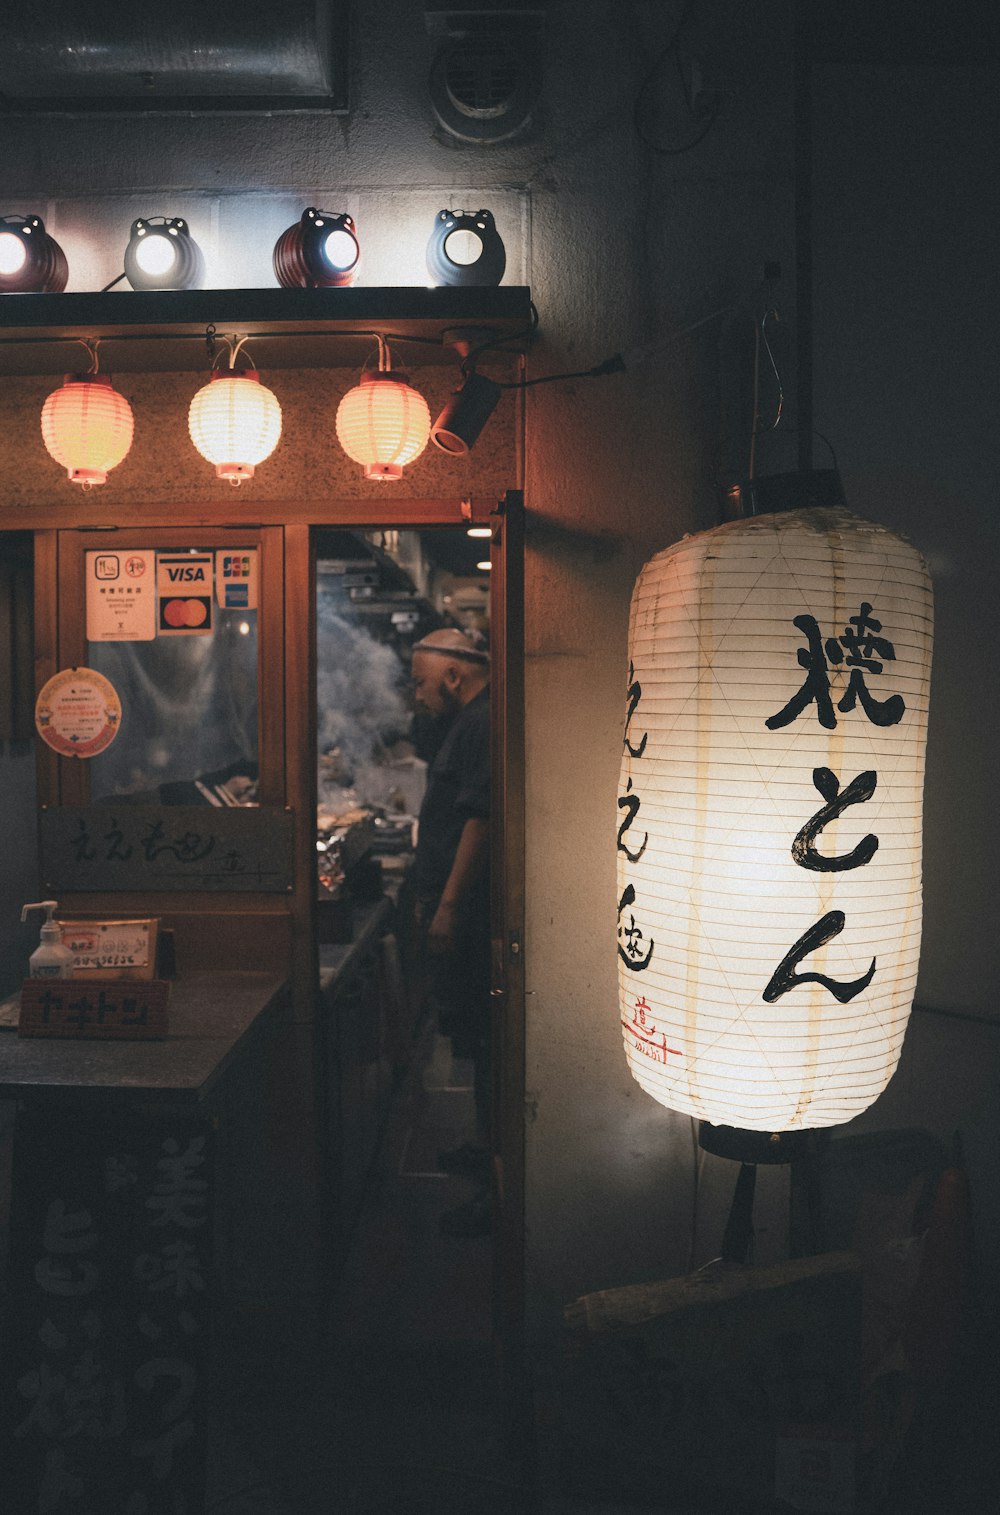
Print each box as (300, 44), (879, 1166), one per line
(633, 0), (721, 157)
(748, 304), (784, 480)
(459, 304), (540, 376)
(490, 302), (733, 390)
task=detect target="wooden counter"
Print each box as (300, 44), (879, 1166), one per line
(0, 970), (287, 1105)
(0, 969), (288, 1509)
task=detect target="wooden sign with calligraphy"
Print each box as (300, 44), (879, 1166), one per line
(1, 1111), (210, 1513)
(19, 979), (170, 1040)
(41, 804), (295, 894)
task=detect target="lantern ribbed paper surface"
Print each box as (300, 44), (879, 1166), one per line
(188, 371), (282, 483)
(336, 372), (431, 480)
(40, 374), (134, 486)
(617, 507), (933, 1131)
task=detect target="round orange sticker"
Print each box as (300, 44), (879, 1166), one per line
(163, 598), (188, 628)
(35, 667), (122, 759)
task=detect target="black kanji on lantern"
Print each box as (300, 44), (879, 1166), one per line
(763, 910), (876, 1005)
(624, 662), (648, 758)
(766, 604), (905, 731)
(619, 661), (654, 972)
(791, 767), (879, 872)
(617, 884), (654, 972)
(617, 779), (648, 864)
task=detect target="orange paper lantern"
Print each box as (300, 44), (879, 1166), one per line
(40, 374), (134, 486)
(336, 371), (431, 481)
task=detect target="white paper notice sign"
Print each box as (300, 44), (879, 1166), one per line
(86, 551), (156, 642)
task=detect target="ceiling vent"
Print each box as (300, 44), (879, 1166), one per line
(425, 4), (545, 143)
(0, 2), (349, 113)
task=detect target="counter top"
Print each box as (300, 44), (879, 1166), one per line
(0, 971), (287, 1105)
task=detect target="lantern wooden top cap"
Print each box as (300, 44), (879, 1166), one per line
(724, 468), (845, 521)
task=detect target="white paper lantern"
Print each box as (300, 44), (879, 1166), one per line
(188, 370), (282, 484)
(617, 505), (933, 1132)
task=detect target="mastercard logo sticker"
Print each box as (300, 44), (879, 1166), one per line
(160, 596), (211, 633)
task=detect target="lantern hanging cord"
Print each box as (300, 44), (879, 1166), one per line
(749, 306), (784, 480)
(72, 338), (100, 374)
(210, 334), (256, 372)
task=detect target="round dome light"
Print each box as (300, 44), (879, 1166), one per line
(124, 217), (203, 291)
(426, 209), (505, 287)
(336, 371), (431, 481)
(188, 370), (282, 485)
(0, 214), (69, 293)
(41, 374), (134, 487)
(273, 207), (360, 288)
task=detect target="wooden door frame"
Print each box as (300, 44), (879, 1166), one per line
(13, 491), (526, 1339)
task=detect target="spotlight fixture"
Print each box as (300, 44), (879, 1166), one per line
(431, 371), (503, 454)
(0, 214), (68, 293)
(336, 339), (431, 481)
(426, 209), (505, 287)
(188, 347), (282, 486)
(273, 207), (360, 288)
(124, 217), (203, 291)
(41, 369), (134, 487)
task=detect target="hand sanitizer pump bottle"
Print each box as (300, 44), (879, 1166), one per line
(21, 901), (74, 979)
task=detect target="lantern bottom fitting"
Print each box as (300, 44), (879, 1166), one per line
(68, 467), (107, 488)
(698, 1122), (810, 1166)
(215, 462), (254, 485)
(364, 462), (403, 482)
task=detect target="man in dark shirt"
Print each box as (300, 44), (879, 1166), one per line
(411, 628), (491, 1235)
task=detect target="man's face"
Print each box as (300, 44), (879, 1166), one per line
(412, 653), (461, 721)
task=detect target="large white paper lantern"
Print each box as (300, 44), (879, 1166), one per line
(617, 504), (933, 1132)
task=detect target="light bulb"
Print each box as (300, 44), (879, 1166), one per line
(324, 229), (359, 270)
(134, 232), (177, 277)
(0, 232), (26, 275)
(443, 229), (483, 265)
